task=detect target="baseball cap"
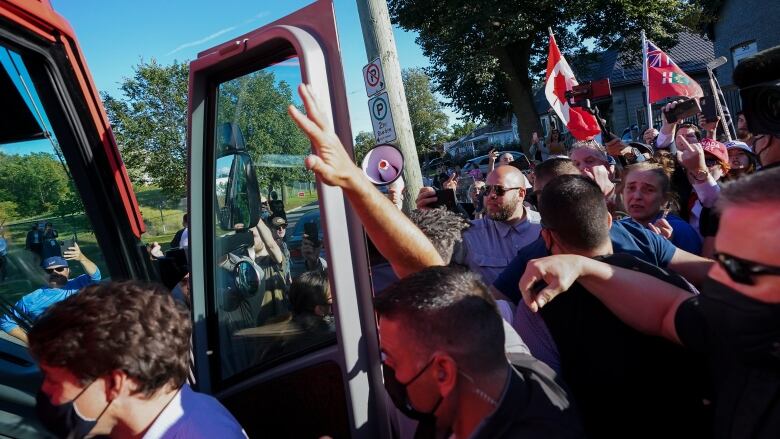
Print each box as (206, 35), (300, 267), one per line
(700, 138), (729, 164)
(42, 256), (68, 269)
(271, 217), (287, 227)
(724, 140), (754, 155)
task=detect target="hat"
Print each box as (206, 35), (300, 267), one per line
(724, 140), (754, 155)
(700, 138), (729, 164)
(43, 256), (68, 269)
(271, 217), (287, 227)
(629, 142), (654, 156)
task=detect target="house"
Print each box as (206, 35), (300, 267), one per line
(704, 0), (780, 89)
(444, 118), (518, 158)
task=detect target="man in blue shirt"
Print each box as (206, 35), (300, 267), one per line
(0, 243), (100, 343)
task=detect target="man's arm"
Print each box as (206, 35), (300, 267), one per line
(63, 243), (98, 279)
(667, 248), (713, 287)
(255, 220), (284, 264)
(7, 327), (28, 344)
(520, 255), (689, 344)
(288, 84), (443, 277)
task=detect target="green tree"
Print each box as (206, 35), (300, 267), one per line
(0, 152), (68, 217)
(103, 59), (189, 199)
(402, 68), (449, 155)
(388, 0), (701, 150)
(449, 121), (478, 140)
(215, 70), (311, 198)
(353, 131), (377, 164)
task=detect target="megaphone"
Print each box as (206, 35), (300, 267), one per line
(361, 144), (404, 185)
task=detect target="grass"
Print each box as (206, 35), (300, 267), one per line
(0, 182), (316, 303)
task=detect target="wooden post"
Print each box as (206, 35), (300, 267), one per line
(356, 0), (422, 213)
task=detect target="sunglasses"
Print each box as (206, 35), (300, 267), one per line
(484, 185), (522, 197)
(45, 266), (67, 274)
(714, 252), (780, 285)
(275, 225), (287, 230)
(704, 158), (720, 167)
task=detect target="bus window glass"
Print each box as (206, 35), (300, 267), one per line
(211, 56), (335, 380)
(0, 46), (108, 345)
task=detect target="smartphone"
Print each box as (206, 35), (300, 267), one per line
(303, 222), (320, 247)
(699, 95), (718, 123)
(431, 188), (458, 212)
(663, 98), (701, 123)
(60, 237), (76, 255)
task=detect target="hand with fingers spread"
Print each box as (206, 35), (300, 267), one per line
(648, 218), (673, 239)
(288, 84), (361, 190)
(675, 133), (708, 179)
(519, 255), (586, 313)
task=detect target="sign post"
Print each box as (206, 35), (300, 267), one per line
(362, 57), (386, 97)
(368, 92), (396, 144)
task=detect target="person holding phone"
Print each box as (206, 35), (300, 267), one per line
(0, 243), (100, 343)
(528, 132), (549, 162)
(417, 166), (541, 286)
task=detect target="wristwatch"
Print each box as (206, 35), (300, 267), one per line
(689, 168), (709, 183)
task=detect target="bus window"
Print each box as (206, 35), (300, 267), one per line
(0, 45), (109, 346)
(210, 56), (335, 380)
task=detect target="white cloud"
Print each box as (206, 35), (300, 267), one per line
(167, 26), (238, 55)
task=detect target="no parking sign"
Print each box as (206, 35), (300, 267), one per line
(362, 57), (385, 97)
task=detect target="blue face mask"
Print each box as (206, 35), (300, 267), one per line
(36, 380), (111, 439)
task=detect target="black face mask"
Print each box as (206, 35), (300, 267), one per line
(383, 359), (443, 422)
(36, 381), (111, 439)
(699, 278), (780, 369)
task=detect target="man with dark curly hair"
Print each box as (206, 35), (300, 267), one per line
(28, 281), (246, 439)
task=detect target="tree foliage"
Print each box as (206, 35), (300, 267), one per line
(402, 68), (449, 154)
(449, 121), (479, 140)
(0, 151), (70, 218)
(215, 70), (311, 193)
(103, 59), (189, 199)
(388, 0), (703, 150)
(353, 131), (377, 165)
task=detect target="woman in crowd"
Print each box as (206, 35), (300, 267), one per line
(725, 140), (760, 180)
(467, 180), (486, 219)
(548, 129), (565, 155)
(620, 162), (702, 255)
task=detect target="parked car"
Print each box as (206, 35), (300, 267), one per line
(462, 151), (530, 177)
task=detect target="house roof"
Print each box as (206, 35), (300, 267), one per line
(533, 32), (715, 113)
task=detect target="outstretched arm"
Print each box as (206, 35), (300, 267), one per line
(64, 243), (98, 278)
(288, 84), (443, 277)
(519, 255), (689, 344)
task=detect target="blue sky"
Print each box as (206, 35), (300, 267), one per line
(47, 0), (462, 141)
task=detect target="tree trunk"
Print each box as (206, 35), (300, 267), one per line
(493, 42), (543, 156)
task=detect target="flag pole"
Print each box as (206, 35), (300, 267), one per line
(641, 30), (653, 130)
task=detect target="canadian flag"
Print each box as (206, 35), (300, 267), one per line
(545, 33), (601, 140)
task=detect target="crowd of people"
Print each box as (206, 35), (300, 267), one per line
(0, 41), (777, 438)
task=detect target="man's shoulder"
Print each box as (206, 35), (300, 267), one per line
(150, 386), (246, 438)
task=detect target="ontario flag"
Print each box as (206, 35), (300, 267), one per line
(644, 40), (703, 103)
(545, 33), (601, 140)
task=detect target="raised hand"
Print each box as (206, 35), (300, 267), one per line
(675, 133), (707, 174)
(288, 84), (361, 189)
(63, 242), (84, 261)
(442, 173), (458, 190)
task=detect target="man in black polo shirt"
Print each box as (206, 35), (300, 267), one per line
(527, 174), (709, 438)
(521, 169), (780, 438)
(376, 266), (583, 439)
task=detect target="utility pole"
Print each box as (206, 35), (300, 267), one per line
(356, 0), (421, 213)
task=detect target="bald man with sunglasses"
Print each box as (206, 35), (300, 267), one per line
(418, 166), (541, 290)
(0, 243), (100, 343)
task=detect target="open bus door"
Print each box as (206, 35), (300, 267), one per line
(187, 1), (389, 437)
(0, 1), (153, 437)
